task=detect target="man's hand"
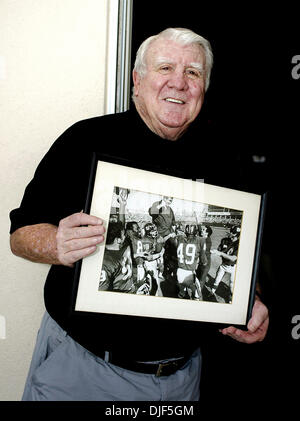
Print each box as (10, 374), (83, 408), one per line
(219, 296), (269, 344)
(118, 188), (128, 205)
(56, 212), (105, 267)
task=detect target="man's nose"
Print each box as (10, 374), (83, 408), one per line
(167, 70), (187, 90)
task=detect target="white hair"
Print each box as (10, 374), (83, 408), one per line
(133, 27), (213, 91)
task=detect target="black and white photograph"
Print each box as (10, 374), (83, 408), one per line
(74, 159), (263, 327)
(100, 186), (243, 305)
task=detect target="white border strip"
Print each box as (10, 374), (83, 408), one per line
(0, 314), (6, 340)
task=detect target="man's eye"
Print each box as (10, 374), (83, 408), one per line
(159, 65), (172, 72)
(186, 69), (200, 78)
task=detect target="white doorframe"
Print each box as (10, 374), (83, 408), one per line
(105, 0), (133, 114)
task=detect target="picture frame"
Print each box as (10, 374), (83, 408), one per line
(72, 153), (266, 328)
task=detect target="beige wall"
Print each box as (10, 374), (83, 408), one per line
(0, 0), (109, 400)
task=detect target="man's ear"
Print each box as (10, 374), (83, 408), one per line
(132, 70), (141, 96)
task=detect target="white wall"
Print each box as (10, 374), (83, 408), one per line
(0, 0), (109, 400)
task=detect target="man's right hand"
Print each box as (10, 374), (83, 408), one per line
(56, 212), (105, 267)
(10, 212), (105, 267)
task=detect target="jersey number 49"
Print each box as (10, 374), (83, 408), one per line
(177, 243), (196, 265)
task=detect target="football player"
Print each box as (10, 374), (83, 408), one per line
(149, 196), (177, 279)
(176, 224), (207, 300)
(131, 222), (165, 296)
(124, 221), (140, 250)
(99, 220), (152, 295)
(210, 225), (241, 300)
(196, 224), (213, 289)
(99, 221), (134, 292)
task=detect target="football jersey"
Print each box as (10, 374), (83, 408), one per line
(99, 246), (135, 292)
(131, 235), (164, 260)
(177, 235), (206, 271)
(218, 237), (239, 266)
(132, 236), (155, 254)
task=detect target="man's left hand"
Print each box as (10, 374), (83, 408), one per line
(219, 296), (269, 344)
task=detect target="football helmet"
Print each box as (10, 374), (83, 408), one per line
(175, 222), (185, 234)
(185, 224), (198, 236)
(144, 223), (158, 238)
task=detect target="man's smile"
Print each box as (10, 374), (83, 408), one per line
(164, 97), (185, 104)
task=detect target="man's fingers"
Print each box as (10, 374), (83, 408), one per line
(56, 212), (105, 266)
(223, 318), (269, 344)
(57, 235), (104, 266)
(63, 236), (104, 252)
(64, 224), (105, 240)
(57, 213), (105, 243)
(63, 246), (98, 267)
(59, 212), (103, 229)
(219, 299), (269, 344)
(220, 326), (237, 336)
(68, 245), (98, 260)
(247, 299), (269, 332)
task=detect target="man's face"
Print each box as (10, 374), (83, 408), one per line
(201, 226), (208, 238)
(132, 223), (139, 233)
(163, 196), (173, 206)
(133, 38), (206, 140)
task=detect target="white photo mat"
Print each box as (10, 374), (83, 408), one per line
(74, 160), (263, 326)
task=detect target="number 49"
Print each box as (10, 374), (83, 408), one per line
(177, 243), (196, 265)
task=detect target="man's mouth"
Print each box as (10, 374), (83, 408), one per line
(165, 97), (185, 104)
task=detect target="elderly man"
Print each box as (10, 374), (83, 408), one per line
(10, 28), (269, 401)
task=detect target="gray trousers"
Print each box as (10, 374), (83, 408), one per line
(22, 312), (201, 401)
